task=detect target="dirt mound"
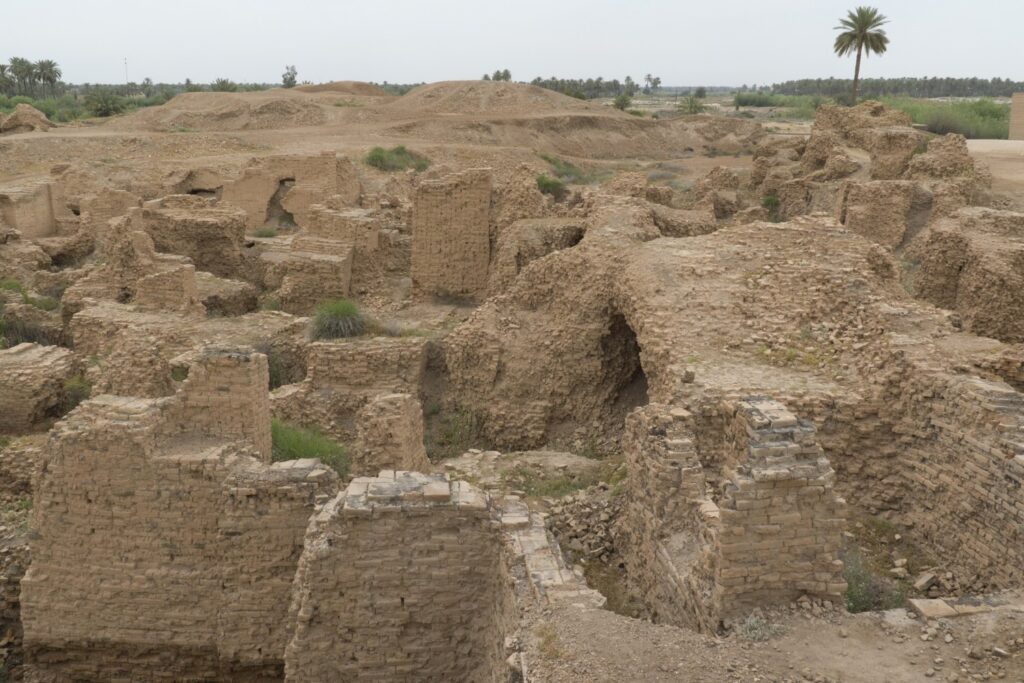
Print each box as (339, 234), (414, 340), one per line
(293, 81), (389, 96)
(388, 80), (604, 116)
(384, 113), (762, 159)
(1, 104), (52, 134)
(115, 90), (327, 132)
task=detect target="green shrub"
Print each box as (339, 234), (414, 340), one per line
(880, 96), (1009, 139)
(0, 279), (25, 296)
(679, 95), (707, 115)
(762, 194), (781, 222)
(253, 227), (278, 238)
(170, 366), (189, 382)
(60, 376), (91, 414)
(425, 408), (483, 461)
(364, 145), (429, 172)
(536, 174), (567, 201)
(539, 154), (590, 183)
(311, 298), (366, 339)
(613, 94), (631, 111)
(0, 318), (52, 347)
(271, 419), (348, 476)
(27, 295), (58, 311)
(211, 78), (238, 92)
(737, 615), (785, 642)
(842, 547), (907, 613)
(627, 108), (646, 117)
(85, 89), (127, 117)
(260, 297), (282, 312)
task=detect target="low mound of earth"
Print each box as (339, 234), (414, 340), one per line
(292, 80), (389, 96)
(387, 80), (607, 116)
(114, 90), (332, 131)
(384, 112), (764, 158)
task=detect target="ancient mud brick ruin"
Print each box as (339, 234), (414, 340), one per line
(272, 338), (428, 441)
(620, 399), (845, 631)
(411, 169), (492, 299)
(21, 348), (338, 680)
(0, 343), (75, 431)
(284, 471), (511, 682)
(352, 393), (432, 475)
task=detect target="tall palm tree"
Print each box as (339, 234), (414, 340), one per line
(833, 6), (889, 104)
(9, 57), (35, 96)
(0, 65), (12, 96)
(35, 60), (62, 97)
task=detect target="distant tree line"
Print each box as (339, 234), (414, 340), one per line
(772, 76), (1024, 99)
(527, 74), (665, 100)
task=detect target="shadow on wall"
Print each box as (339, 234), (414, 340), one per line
(602, 313), (649, 419)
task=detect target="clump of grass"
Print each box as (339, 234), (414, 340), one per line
(170, 366), (189, 382)
(253, 227), (278, 238)
(0, 278), (59, 311)
(762, 194), (781, 222)
(534, 623), (562, 660)
(842, 546), (907, 613)
(536, 174), (567, 201)
(310, 298), (366, 340)
(260, 297), (282, 312)
(627, 108), (646, 117)
(60, 376), (92, 414)
(334, 99), (363, 107)
(364, 145), (429, 172)
(738, 614), (785, 642)
(0, 318), (53, 347)
(271, 419), (348, 476)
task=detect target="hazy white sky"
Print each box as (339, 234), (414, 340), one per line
(6, 0), (1023, 86)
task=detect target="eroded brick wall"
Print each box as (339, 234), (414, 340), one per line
(284, 472), (511, 682)
(411, 169), (492, 299)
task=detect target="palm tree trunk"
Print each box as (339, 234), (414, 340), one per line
(852, 44), (863, 104)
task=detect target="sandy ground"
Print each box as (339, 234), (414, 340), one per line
(969, 139), (1024, 197)
(528, 595), (1024, 682)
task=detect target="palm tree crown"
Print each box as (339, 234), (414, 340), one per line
(833, 6), (889, 104)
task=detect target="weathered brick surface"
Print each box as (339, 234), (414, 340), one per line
(20, 348), (338, 681)
(284, 471), (510, 682)
(352, 393), (431, 476)
(411, 169), (491, 298)
(0, 343), (76, 432)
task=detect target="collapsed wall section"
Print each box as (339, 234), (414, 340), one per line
(284, 471), (511, 683)
(411, 169), (492, 299)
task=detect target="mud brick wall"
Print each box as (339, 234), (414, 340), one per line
(272, 338), (428, 441)
(619, 404), (721, 631)
(21, 350), (336, 681)
(897, 374), (1024, 588)
(0, 343), (76, 432)
(836, 180), (932, 250)
(138, 199), (248, 278)
(1011, 93), (1024, 141)
(222, 153), (361, 231)
(306, 205), (380, 250)
(276, 248), (353, 313)
(352, 393), (431, 476)
(715, 398), (847, 617)
(0, 181), (64, 239)
(79, 188), (142, 254)
(132, 263), (206, 315)
(411, 169), (492, 298)
(160, 347), (272, 462)
(284, 472), (511, 683)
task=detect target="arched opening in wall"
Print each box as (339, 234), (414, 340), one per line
(601, 314), (649, 421)
(264, 178), (297, 230)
